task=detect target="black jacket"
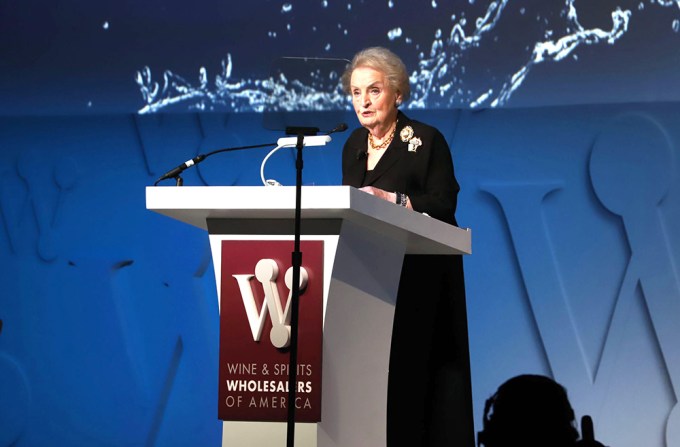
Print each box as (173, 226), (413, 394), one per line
(342, 111), (459, 225)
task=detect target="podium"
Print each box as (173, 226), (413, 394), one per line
(146, 185), (471, 446)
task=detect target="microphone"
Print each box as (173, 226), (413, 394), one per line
(581, 415), (594, 441)
(356, 147), (367, 160)
(154, 155), (206, 185)
(327, 122), (348, 135)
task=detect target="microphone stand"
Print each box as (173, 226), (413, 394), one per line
(261, 126), (340, 447)
(282, 124), (344, 446)
(286, 126), (316, 447)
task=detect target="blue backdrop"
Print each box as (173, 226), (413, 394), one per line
(1, 1), (680, 446)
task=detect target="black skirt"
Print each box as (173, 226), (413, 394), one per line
(387, 253), (474, 447)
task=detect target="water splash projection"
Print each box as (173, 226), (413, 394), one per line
(484, 2), (631, 108)
(135, 0), (678, 114)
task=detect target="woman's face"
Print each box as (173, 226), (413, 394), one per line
(350, 66), (401, 134)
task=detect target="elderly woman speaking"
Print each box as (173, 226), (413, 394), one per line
(341, 47), (474, 447)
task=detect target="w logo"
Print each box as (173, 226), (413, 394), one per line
(481, 114), (680, 446)
(218, 240), (323, 421)
(232, 259), (308, 349)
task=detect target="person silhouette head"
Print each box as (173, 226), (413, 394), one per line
(477, 374), (580, 447)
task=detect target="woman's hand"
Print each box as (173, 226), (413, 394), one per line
(359, 186), (412, 209)
(359, 186), (394, 202)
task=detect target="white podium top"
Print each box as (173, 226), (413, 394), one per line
(146, 185), (471, 255)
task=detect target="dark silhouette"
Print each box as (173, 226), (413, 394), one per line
(577, 415), (607, 447)
(477, 374), (608, 447)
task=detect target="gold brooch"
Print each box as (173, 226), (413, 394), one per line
(400, 126), (421, 152)
(400, 126), (414, 142)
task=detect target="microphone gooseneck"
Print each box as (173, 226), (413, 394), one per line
(153, 142), (275, 186)
(154, 126), (347, 186)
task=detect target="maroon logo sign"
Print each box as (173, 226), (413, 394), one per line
(218, 240), (323, 422)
